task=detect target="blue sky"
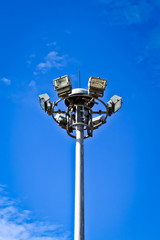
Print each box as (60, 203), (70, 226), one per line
(0, 0), (160, 239)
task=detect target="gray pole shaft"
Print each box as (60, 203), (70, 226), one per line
(74, 124), (84, 240)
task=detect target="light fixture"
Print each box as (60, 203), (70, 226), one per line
(88, 77), (107, 97)
(53, 75), (72, 97)
(55, 113), (67, 128)
(39, 93), (52, 115)
(92, 115), (105, 127)
(107, 95), (122, 115)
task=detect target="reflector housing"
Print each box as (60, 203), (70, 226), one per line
(92, 115), (105, 126)
(55, 113), (67, 129)
(110, 95), (122, 113)
(88, 77), (107, 97)
(39, 93), (52, 114)
(107, 95), (122, 115)
(53, 75), (72, 97)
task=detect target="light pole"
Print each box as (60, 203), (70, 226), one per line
(39, 75), (122, 240)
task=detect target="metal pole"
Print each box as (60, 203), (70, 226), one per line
(74, 121), (84, 239)
(79, 70), (80, 88)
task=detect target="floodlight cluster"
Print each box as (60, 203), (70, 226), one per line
(39, 75), (122, 138)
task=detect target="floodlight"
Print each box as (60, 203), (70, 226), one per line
(88, 77), (107, 97)
(107, 95), (122, 115)
(55, 113), (67, 128)
(39, 93), (52, 115)
(92, 115), (105, 127)
(53, 75), (72, 97)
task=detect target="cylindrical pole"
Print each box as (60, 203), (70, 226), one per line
(74, 123), (84, 240)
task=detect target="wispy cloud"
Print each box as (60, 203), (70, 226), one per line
(137, 26), (160, 63)
(99, 0), (160, 25)
(0, 185), (70, 240)
(97, 0), (160, 87)
(46, 42), (57, 47)
(27, 54), (36, 65)
(1, 77), (11, 86)
(145, 28), (160, 58)
(137, 26), (160, 87)
(35, 51), (67, 74)
(28, 80), (37, 92)
(29, 80), (36, 88)
(30, 54), (36, 58)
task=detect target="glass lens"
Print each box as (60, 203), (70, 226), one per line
(55, 77), (68, 88)
(40, 99), (45, 110)
(91, 79), (106, 90)
(114, 101), (121, 112)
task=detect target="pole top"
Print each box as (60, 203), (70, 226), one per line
(65, 88), (92, 108)
(71, 88), (88, 95)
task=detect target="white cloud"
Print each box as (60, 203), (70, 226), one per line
(27, 54), (36, 65)
(29, 80), (36, 88)
(137, 26), (160, 64)
(1, 77), (11, 85)
(0, 186), (69, 240)
(100, 0), (156, 25)
(145, 27), (160, 57)
(46, 42), (57, 47)
(36, 51), (67, 74)
(136, 26), (160, 87)
(33, 72), (38, 76)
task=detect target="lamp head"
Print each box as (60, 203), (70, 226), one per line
(88, 77), (107, 97)
(39, 93), (52, 115)
(53, 75), (72, 97)
(55, 113), (67, 129)
(107, 95), (122, 115)
(92, 115), (105, 128)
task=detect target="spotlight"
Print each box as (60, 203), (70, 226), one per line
(88, 77), (107, 97)
(39, 93), (52, 115)
(107, 95), (122, 115)
(53, 75), (72, 97)
(55, 113), (67, 128)
(92, 115), (105, 127)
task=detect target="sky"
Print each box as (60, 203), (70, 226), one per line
(0, 0), (160, 239)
